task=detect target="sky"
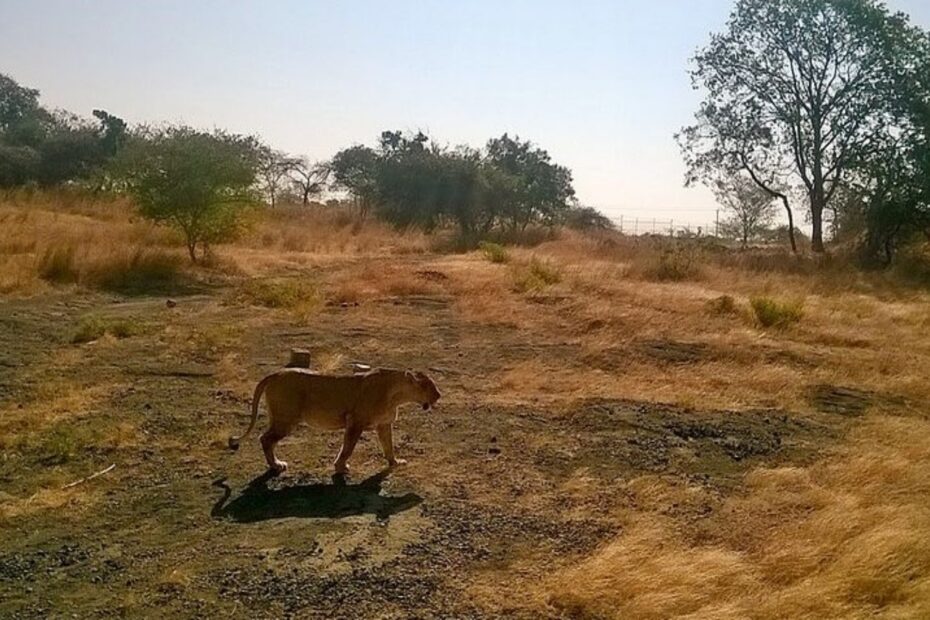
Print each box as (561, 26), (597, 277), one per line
(2, 0), (929, 226)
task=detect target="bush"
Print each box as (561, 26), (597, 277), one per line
(71, 315), (146, 344)
(750, 296), (804, 328)
(93, 249), (183, 294)
(513, 258), (562, 292)
(479, 241), (510, 264)
(642, 244), (703, 282)
(113, 126), (260, 262)
(238, 278), (321, 312)
(38, 246), (79, 283)
(564, 206), (614, 231)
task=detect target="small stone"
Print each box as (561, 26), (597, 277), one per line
(166, 299), (177, 308)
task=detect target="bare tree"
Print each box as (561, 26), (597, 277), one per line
(715, 176), (777, 248)
(288, 157), (330, 207)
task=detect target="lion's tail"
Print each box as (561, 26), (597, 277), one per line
(228, 374), (274, 450)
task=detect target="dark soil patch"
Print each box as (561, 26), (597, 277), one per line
(808, 384), (872, 416)
(637, 339), (709, 364)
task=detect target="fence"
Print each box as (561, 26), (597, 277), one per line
(608, 214), (721, 238)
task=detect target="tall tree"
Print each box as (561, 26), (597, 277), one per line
(329, 145), (379, 219)
(679, 0), (925, 253)
(485, 134), (575, 232)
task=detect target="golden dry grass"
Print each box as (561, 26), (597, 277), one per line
(541, 415), (930, 619)
(5, 191), (930, 618)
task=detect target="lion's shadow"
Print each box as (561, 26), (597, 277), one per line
(211, 469), (422, 523)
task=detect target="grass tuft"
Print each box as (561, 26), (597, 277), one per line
(750, 296), (804, 328)
(513, 257), (563, 293)
(38, 246), (79, 284)
(71, 315), (147, 344)
(479, 241), (510, 264)
(640, 244), (703, 282)
(238, 278), (322, 313)
(707, 294), (739, 315)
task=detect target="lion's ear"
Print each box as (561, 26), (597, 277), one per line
(404, 369), (415, 379)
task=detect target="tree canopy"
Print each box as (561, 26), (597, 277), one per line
(679, 0), (929, 254)
(114, 127), (261, 262)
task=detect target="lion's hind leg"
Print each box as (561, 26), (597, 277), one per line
(261, 399), (298, 474)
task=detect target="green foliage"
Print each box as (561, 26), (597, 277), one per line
(0, 73), (43, 137)
(0, 74), (128, 188)
(326, 130), (576, 239)
(329, 145), (380, 218)
(679, 0), (929, 254)
(750, 296), (804, 328)
(564, 206), (614, 232)
(71, 314), (146, 344)
(114, 126), (260, 262)
(479, 241), (510, 264)
(485, 133), (575, 231)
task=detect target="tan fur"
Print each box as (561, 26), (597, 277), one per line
(229, 368), (441, 474)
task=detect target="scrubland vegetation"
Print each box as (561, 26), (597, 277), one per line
(3, 187), (930, 618)
(3, 0), (930, 617)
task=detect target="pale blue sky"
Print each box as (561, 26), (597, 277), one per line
(2, 0), (928, 224)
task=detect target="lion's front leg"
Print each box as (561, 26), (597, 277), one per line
(377, 423), (406, 468)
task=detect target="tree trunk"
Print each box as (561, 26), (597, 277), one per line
(780, 196), (797, 254)
(810, 192), (825, 253)
(186, 240), (198, 263)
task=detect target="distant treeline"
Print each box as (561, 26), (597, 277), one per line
(0, 72), (610, 261)
(3, 0), (930, 265)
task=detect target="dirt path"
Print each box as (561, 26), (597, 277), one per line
(0, 257), (856, 619)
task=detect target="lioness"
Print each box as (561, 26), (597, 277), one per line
(229, 368), (441, 474)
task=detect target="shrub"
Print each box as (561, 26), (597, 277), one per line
(93, 249), (183, 294)
(641, 244), (703, 282)
(38, 246), (79, 283)
(238, 278), (321, 312)
(113, 126), (260, 262)
(513, 258), (562, 292)
(71, 315), (146, 344)
(479, 241), (510, 264)
(750, 296), (804, 328)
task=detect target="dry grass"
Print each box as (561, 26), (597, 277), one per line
(0, 191), (185, 295)
(6, 191), (930, 618)
(232, 204), (429, 257)
(542, 415), (930, 619)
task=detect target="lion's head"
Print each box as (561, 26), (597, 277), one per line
(406, 370), (442, 410)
